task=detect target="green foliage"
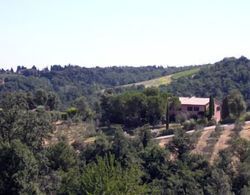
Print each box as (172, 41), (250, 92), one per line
(2, 61), (250, 194)
(34, 89), (48, 106)
(146, 95), (165, 126)
(47, 142), (78, 172)
(183, 119), (196, 131)
(80, 154), (148, 194)
(66, 107), (78, 118)
(72, 96), (93, 121)
(0, 65), (187, 108)
(140, 145), (169, 182)
(0, 140), (39, 194)
(47, 92), (60, 110)
(222, 96), (230, 120)
(101, 88), (173, 127)
(166, 57), (250, 109)
(208, 96), (215, 120)
(0, 92), (30, 110)
(0, 108), (52, 150)
(222, 90), (246, 122)
(111, 127), (137, 167)
(136, 125), (153, 148)
(58, 168), (81, 195)
(171, 67), (200, 80)
(168, 129), (196, 159)
(227, 90), (246, 119)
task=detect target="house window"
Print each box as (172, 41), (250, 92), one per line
(198, 111), (205, 115)
(194, 107), (199, 111)
(187, 106), (193, 111)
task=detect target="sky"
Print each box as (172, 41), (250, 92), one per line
(1, 0), (250, 69)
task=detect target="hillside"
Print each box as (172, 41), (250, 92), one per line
(166, 56), (250, 108)
(157, 122), (250, 164)
(118, 67), (200, 88)
(0, 65), (191, 108)
(2, 59), (250, 194)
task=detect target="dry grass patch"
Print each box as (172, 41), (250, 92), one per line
(240, 123), (250, 140)
(209, 126), (233, 163)
(192, 128), (214, 155)
(45, 122), (96, 146)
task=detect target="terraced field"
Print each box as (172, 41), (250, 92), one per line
(157, 122), (250, 164)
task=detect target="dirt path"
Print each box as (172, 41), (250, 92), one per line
(192, 128), (214, 154)
(209, 125), (234, 163)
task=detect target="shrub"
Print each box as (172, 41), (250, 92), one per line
(160, 129), (174, 136)
(67, 107), (78, 118)
(50, 111), (64, 121)
(221, 117), (235, 124)
(244, 112), (250, 121)
(233, 121), (244, 134)
(207, 118), (217, 126)
(197, 118), (208, 126)
(183, 119), (196, 131)
(175, 112), (188, 123)
(61, 112), (68, 120)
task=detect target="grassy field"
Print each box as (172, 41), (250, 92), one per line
(171, 68), (200, 80)
(119, 67), (200, 88)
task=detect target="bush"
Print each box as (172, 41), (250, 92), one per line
(244, 112), (250, 121)
(50, 111), (64, 121)
(221, 117), (235, 124)
(67, 107), (78, 118)
(160, 129), (174, 136)
(175, 112), (188, 123)
(183, 119), (196, 131)
(233, 121), (244, 134)
(208, 124), (223, 143)
(207, 118), (217, 126)
(197, 118), (208, 126)
(61, 112), (68, 120)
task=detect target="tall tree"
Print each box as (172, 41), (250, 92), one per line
(208, 96), (215, 120)
(34, 89), (48, 106)
(166, 98), (170, 130)
(221, 96), (230, 120)
(228, 90), (246, 119)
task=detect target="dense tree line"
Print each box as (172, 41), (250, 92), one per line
(165, 56), (250, 109)
(100, 88), (180, 128)
(2, 58), (250, 194)
(1, 91), (250, 194)
(0, 65), (192, 109)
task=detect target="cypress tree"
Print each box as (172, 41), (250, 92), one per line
(208, 96), (214, 120)
(166, 99), (169, 130)
(221, 97), (230, 120)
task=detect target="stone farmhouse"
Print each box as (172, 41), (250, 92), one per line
(175, 97), (221, 122)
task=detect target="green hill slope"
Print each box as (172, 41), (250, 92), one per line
(166, 56), (250, 107)
(0, 65), (191, 108)
(119, 67), (200, 88)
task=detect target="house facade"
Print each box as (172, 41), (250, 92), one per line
(176, 97), (221, 122)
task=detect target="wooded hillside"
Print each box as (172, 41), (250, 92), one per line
(166, 56), (250, 108)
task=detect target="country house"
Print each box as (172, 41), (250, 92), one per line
(175, 97), (221, 122)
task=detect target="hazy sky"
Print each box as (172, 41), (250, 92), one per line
(1, 0), (250, 69)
